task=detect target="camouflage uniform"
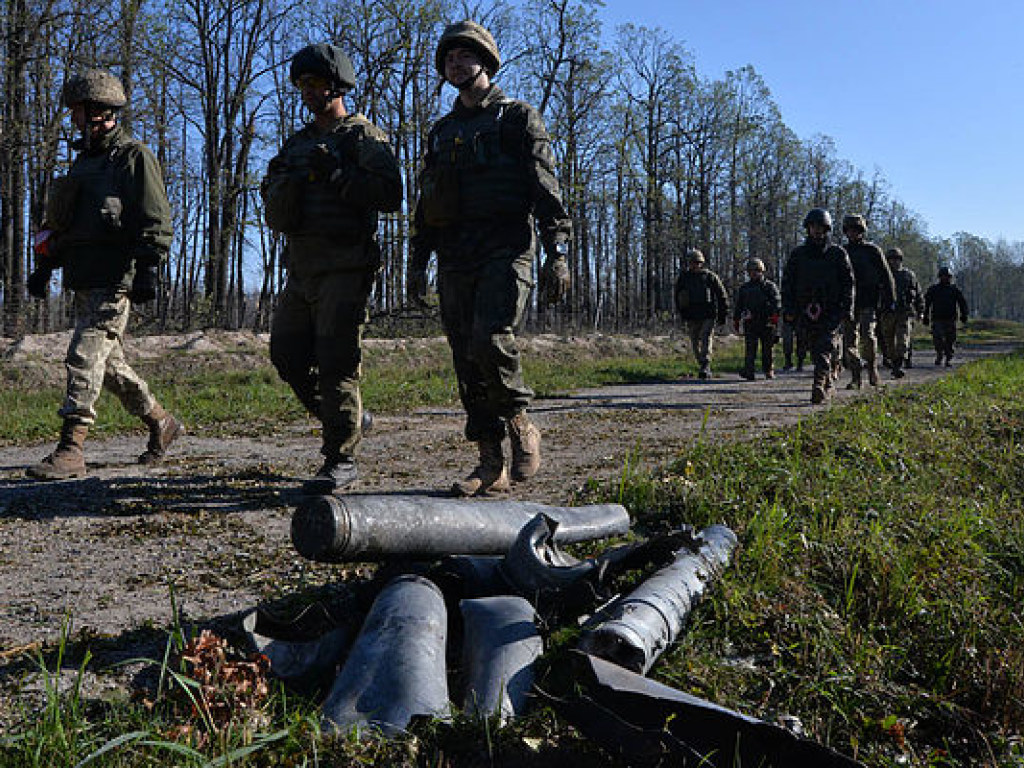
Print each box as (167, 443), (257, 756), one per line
(45, 124), (173, 425)
(782, 238), (855, 399)
(263, 113), (402, 465)
(879, 255), (924, 377)
(841, 237), (895, 386)
(734, 275), (781, 379)
(924, 275), (968, 365)
(411, 84), (570, 446)
(674, 266), (728, 377)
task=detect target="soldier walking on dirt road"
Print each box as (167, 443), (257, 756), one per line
(26, 69), (182, 480)
(839, 214), (894, 389)
(923, 266), (969, 367)
(409, 21), (572, 497)
(781, 208), (855, 404)
(261, 43), (403, 493)
(674, 249), (728, 379)
(733, 258), (781, 380)
(879, 248), (924, 379)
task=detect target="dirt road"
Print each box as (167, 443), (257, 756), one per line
(0, 338), (1011, 658)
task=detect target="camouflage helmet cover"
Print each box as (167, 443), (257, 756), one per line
(687, 248), (705, 264)
(803, 208), (832, 230)
(436, 20), (501, 76)
(842, 214), (867, 232)
(62, 69), (127, 109)
(290, 43), (356, 91)
(885, 247), (904, 260)
(938, 265), (953, 278)
(745, 258), (766, 272)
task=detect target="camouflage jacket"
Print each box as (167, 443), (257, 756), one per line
(924, 282), (968, 323)
(845, 240), (895, 310)
(262, 114), (402, 273)
(411, 85), (571, 272)
(889, 265), (924, 316)
(45, 125), (172, 291)
(733, 278), (781, 328)
(674, 268), (729, 322)
(781, 240), (855, 327)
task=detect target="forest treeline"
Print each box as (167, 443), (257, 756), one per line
(3, 0), (1023, 337)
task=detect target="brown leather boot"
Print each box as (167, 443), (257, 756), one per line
(452, 441), (510, 497)
(138, 403), (184, 465)
(507, 412), (542, 482)
(811, 372), (828, 404)
(27, 421), (88, 480)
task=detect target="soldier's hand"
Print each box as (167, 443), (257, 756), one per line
(732, 319), (740, 333)
(27, 266), (53, 299)
(922, 316), (930, 326)
(407, 268), (429, 307)
(129, 265), (159, 304)
(540, 255), (570, 305)
(309, 144), (341, 183)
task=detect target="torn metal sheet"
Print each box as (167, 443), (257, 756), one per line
(555, 652), (864, 767)
(321, 575), (449, 737)
(241, 604), (349, 695)
(578, 524), (738, 674)
(292, 494), (630, 562)
(459, 596), (543, 725)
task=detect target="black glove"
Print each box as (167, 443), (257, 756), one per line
(540, 255), (570, 305)
(27, 266), (53, 299)
(309, 144), (341, 183)
(129, 265), (159, 304)
(922, 316), (930, 326)
(407, 267), (429, 307)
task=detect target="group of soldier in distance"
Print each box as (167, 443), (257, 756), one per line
(677, 209), (969, 405)
(23, 21), (970, 497)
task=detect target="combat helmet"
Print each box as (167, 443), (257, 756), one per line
(937, 265), (953, 278)
(802, 208), (832, 230)
(687, 248), (705, 264)
(842, 214), (867, 232)
(62, 69), (127, 109)
(885, 247), (904, 261)
(435, 20), (501, 76)
(745, 258), (765, 272)
(290, 43), (356, 91)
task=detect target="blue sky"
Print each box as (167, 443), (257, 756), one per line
(595, 0), (1024, 245)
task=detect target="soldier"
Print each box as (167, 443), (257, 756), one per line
(923, 266), (968, 367)
(261, 43), (402, 493)
(733, 258), (781, 380)
(879, 248), (924, 379)
(25, 69), (181, 480)
(780, 315), (807, 372)
(673, 248), (728, 379)
(781, 208), (855, 404)
(840, 214), (895, 389)
(409, 21), (571, 497)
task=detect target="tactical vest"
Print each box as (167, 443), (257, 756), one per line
(274, 119), (376, 239)
(788, 245), (850, 314)
(846, 241), (888, 308)
(893, 268), (919, 311)
(738, 280), (778, 322)
(425, 99), (531, 225)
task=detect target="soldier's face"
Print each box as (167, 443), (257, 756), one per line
(748, 269), (764, 281)
(845, 227), (865, 244)
(71, 102), (115, 137)
(445, 47), (484, 85)
(688, 259), (704, 271)
(807, 222), (829, 244)
(296, 73), (334, 114)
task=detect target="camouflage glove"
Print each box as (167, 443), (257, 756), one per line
(540, 255), (570, 305)
(309, 144), (342, 184)
(27, 266), (53, 299)
(407, 267), (429, 307)
(128, 265), (159, 304)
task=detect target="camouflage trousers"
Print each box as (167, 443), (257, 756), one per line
(685, 319), (717, 368)
(879, 311), (913, 366)
(781, 318), (806, 367)
(842, 307), (879, 371)
(930, 319), (958, 359)
(799, 318), (841, 382)
(742, 327), (776, 376)
(60, 288), (157, 426)
(270, 268), (373, 460)
(438, 259), (533, 443)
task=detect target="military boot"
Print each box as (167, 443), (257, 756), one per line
(304, 456), (358, 494)
(845, 366), (862, 390)
(867, 364), (880, 386)
(811, 373), (827, 404)
(27, 420), (88, 480)
(452, 441), (509, 497)
(508, 412), (541, 482)
(138, 404), (184, 465)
